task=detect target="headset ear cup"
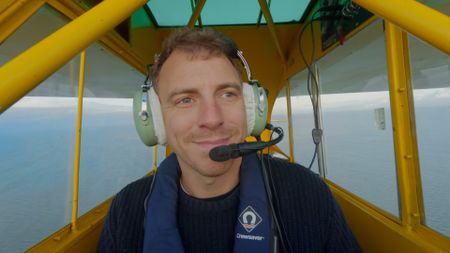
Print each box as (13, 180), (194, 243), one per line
(251, 83), (268, 136)
(133, 90), (158, 146)
(243, 83), (255, 136)
(243, 82), (268, 136)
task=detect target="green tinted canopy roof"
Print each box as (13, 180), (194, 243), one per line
(132, 0), (313, 28)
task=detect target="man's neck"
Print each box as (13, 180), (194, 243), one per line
(179, 158), (241, 199)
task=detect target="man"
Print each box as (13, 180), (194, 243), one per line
(97, 28), (361, 253)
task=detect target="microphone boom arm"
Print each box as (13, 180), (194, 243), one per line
(209, 125), (284, 162)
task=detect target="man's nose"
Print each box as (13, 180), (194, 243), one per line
(198, 99), (224, 129)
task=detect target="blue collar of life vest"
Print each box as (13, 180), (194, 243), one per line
(142, 153), (273, 253)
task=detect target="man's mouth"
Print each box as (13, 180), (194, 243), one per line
(193, 138), (229, 150)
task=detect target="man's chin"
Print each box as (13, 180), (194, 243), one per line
(197, 164), (231, 178)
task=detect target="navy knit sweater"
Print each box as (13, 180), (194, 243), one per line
(97, 157), (361, 253)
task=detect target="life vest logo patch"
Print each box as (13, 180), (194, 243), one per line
(238, 206), (262, 233)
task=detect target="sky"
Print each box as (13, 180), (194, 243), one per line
(272, 87), (450, 115)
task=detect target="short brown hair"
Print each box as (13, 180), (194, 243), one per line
(150, 28), (241, 89)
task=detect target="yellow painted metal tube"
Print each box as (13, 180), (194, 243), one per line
(71, 50), (86, 230)
(285, 81), (295, 163)
(257, 0), (287, 64)
(328, 180), (450, 253)
(0, 0), (28, 25)
(0, 0), (45, 43)
(0, 0), (147, 114)
(385, 22), (424, 229)
(46, 0), (146, 73)
(153, 146), (158, 171)
(187, 0), (206, 28)
(353, 0), (450, 55)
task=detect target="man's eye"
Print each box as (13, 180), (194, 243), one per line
(222, 91), (237, 98)
(177, 97), (193, 105)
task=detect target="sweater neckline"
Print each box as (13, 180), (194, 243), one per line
(178, 183), (240, 214)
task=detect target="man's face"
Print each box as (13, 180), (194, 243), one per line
(157, 49), (247, 179)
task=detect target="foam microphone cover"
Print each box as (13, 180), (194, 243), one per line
(209, 145), (233, 162)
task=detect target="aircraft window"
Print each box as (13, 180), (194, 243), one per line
(271, 88), (291, 160)
(0, 5), (67, 65)
(0, 5), (80, 252)
(147, 0), (193, 26)
(146, 0), (310, 27)
(289, 20), (400, 216)
(77, 42), (155, 216)
(277, 69), (320, 173)
(409, 35), (450, 237)
(317, 21), (399, 217)
(200, 0), (261, 25)
(131, 6), (152, 28)
(261, 0), (310, 23)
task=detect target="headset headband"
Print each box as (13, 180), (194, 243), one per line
(236, 50), (253, 83)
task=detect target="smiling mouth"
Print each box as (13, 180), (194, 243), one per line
(194, 138), (229, 149)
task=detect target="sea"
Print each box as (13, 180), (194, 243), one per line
(0, 91), (449, 252)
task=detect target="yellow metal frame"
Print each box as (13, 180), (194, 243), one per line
(0, 0), (146, 73)
(71, 50), (86, 230)
(385, 21), (425, 230)
(1, 0), (448, 251)
(152, 146), (158, 171)
(322, 16), (449, 252)
(285, 80), (295, 163)
(0, 0), (46, 43)
(26, 198), (113, 253)
(353, 0), (450, 55)
(0, 0), (17, 13)
(0, 0), (147, 114)
(278, 1), (450, 250)
(0, 1), (150, 251)
(46, 0), (147, 74)
(322, 14), (449, 253)
(187, 0), (205, 28)
(257, 0), (287, 66)
(329, 181), (450, 252)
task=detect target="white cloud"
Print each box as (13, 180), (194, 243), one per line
(13, 97), (132, 112)
(272, 87), (450, 115)
(414, 87), (450, 106)
(13, 96), (77, 108)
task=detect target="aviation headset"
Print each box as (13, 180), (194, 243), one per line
(133, 50), (269, 146)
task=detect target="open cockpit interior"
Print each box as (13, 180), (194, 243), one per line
(0, 0), (449, 252)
